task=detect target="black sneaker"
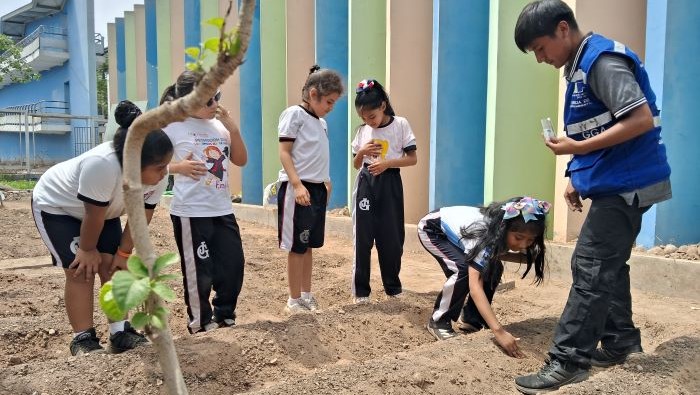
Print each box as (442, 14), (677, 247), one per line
(427, 317), (458, 341)
(213, 316), (235, 327)
(69, 328), (104, 356)
(591, 344), (643, 367)
(109, 322), (149, 354)
(515, 359), (589, 394)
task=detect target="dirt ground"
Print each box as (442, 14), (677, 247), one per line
(0, 198), (698, 395)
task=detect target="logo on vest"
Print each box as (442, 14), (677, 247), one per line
(70, 236), (80, 254)
(299, 230), (310, 244)
(358, 198), (370, 211)
(582, 126), (606, 139)
(197, 241), (210, 260)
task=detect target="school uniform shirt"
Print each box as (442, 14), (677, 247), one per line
(32, 141), (167, 220)
(439, 206), (491, 272)
(277, 105), (330, 183)
(164, 117), (233, 217)
(351, 116), (417, 164)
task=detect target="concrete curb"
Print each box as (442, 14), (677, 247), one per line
(162, 198), (700, 301)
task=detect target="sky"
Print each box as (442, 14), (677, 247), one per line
(0, 0), (143, 38)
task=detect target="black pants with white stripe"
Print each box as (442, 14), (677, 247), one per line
(352, 166), (404, 297)
(417, 211), (503, 326)
(171, 214), (245, 333)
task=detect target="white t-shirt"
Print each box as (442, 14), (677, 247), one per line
(164, 117), (234, 217)
(277, 105), (330, 183)
(439, 206), (491, 271)
(32, 141), (167, 220)
(351, 116), (417, 165)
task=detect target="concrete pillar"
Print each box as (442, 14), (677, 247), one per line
(316, 0), (349, 209)
(155, 0), (172, 101)
(349, 0), (386, 205)
(388, 0), (431, 222)
(485, 0), (557, 214)
(170, 0), (185, 83)
(430, 0), (490, 210)
(145, 0), (158, 109)
(107, 22), (118, 105)
(115, 17), (126, 102)
(260, 0), (287, 187)
(124, 11), (137, 100)
(656, 0), (700, 245)
(239, 0), (262, 203)
(133, 5), (147, 102)
(219, 0), (242, 196)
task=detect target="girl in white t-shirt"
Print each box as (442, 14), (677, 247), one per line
(32, 100), (173, 356)
(277, 65), (344, 313)
(160, 71), (248, 333)
(351, 79), (418, 304)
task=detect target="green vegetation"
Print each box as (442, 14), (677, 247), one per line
(0, 34), (40, 84)
(0, 177), (37, 190)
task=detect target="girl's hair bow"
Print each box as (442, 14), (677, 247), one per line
(502, 197), (551, 223)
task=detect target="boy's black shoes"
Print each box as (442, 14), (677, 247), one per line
(427, 317), (458, 341)
(590, 344), (643, 367)
(515, 358), (589, 394)
(109, 321), (149, 354)
(70, 328), (104, 356)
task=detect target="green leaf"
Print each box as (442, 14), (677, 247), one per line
(228, 36), (241, 57)
(127, 255), (149, 279)
(152, 252), (179, 276)
(131, 312), (150, 329)
(185, 46), (200, 60)
(150, 314), (165, 330)
(151, 282), (176, 302)
(186, 63), (199, 71)
(112, 272), (151, 311)
(156, 273), (181, 283)
(153, 306), (169, 319)
(99, 282), (125, 321)
(204, 37), (220, 53)
(205, 17), (225, 29)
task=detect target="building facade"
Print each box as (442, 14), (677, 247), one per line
(106, 0), (698, 247)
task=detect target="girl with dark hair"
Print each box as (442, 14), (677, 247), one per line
(417, 197), (549, 357)
(161, 71), (248, 333)
(277, 65), (344, 313)
(351, 78), (418, 304)
(31, 100), (173, 356)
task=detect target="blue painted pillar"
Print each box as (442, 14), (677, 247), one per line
(115, 18), (126, 102)
(144, 0), (158, 109)
(429, 0), (489, 209)
(184, 0), (201, 61)
(637, 0), (667, 248)
(655, 0), (700, 245)
(316, 0), (349, 209)
(240, 0), (263, 204)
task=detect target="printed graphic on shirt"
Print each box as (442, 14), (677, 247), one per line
(190, 132), (228, 191)
(203, 145), (228, 182)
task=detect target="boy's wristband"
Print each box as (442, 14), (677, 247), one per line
(116, 249), (132, 258)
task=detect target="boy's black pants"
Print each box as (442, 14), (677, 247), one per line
(549, 195), (648, 368)
(352, 166), (404, 297)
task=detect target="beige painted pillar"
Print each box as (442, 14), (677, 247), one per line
(553, 0), (648, 241)
(387, 0), (432, 223)
(133, 4), (147, 101)
(286, 0), (315, 107)
(219, 0), (243, 195)
(170, 0), (186, 84)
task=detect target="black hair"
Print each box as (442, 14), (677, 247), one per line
(514, 0), (579, 53)
(460, 197), (547, 288)
(159, 70), (199, 104)
(354, 79), (395, 117)
(112, 100), (173, 168)
(301, 65), (345, 103)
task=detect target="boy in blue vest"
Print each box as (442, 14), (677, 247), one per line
(513, 1), (672, 393)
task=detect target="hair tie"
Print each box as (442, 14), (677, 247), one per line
(356, 79), (375, 93)
(502, 197), (550, 223)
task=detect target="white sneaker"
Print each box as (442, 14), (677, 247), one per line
(301, 295), (319, 311)
(203, 322), (219, 332)
(284, 299), (309, 314)
(354, 296), (371, 305)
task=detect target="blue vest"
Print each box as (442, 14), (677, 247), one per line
(564, 34), (671, 199)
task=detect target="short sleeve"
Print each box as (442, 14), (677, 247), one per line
(144, 176), (168, 208)
(401, 118), (417, 151)
(351, 127), (364, 154)
(77, 156), (120, 206)
(278, 108), (303, 141)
